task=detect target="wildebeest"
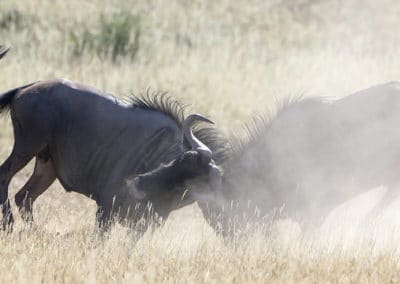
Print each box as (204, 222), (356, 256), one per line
(198, 81), (400, 237)
(0, 47), (223, 233)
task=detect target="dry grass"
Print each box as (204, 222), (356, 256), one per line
(1, 0), (400, 282)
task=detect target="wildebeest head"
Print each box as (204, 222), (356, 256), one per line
(125, 113), (223, 216)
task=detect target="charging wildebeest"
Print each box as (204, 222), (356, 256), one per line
(198, 81), (400, 237)
(0, 46), (223, 233)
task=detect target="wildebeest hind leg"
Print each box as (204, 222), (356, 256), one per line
(0, 118), (51, 230)
(0, 148), (35, 229)
(15, 157), (56, 223)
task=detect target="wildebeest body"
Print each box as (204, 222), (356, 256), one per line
(199, 82), (400, 235)
(0, 75), (222, 232)
(19, 81), (180, 197)
(258, 83), (400, 216)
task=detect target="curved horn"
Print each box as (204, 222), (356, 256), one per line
(0, 46), (9, 60)
(182, 114), (214, 163)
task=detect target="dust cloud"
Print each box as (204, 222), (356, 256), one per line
(201, 81), (400, 242)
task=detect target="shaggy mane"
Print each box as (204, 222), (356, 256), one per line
(129, 92), (231, 164)
(130, 91), (186, 127)
(229, 95), (305, 158)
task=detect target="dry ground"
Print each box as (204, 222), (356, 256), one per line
(1, 0), (400, 282)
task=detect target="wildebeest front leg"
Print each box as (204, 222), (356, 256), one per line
(15, 157), (56, 223)
(95, 201), (114, 233)
(0, 149), (35, 229)
(127, 203), (158, 239)
(198, 201), (234, 240)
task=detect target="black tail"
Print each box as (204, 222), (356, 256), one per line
(0, 83), (36, 115)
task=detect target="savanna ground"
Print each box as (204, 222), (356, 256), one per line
(1, 0), (400, 282)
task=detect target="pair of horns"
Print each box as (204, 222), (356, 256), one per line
(183, 114), (223, 198)
(182, 114), (214, 163)
(0, 46), (9, 60)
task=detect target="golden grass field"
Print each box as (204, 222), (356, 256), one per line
(2, 0), (400, 282)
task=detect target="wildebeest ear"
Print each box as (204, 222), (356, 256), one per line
(126, 177), (146, 200)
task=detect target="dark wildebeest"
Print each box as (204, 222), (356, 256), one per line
(198, 81), (400, 237)
(0, 47), (223, 233)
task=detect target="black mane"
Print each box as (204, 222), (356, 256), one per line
(129, 92), (231, 164)
(130, 91), (185, 128)
(228, 95), (305, 159)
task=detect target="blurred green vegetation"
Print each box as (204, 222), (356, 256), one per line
(69, 11), (141, 62)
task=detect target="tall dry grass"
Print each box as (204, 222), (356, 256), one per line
(1, 0), (400, 282)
